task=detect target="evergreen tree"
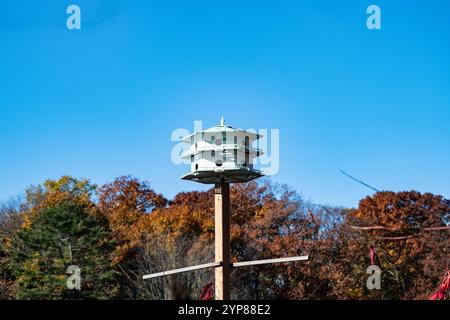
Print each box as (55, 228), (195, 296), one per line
(12, 202), (119, 299)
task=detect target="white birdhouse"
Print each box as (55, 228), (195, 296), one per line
(180, 117), (264, 184)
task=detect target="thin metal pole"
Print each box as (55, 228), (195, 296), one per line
(214, 181), (231, 300)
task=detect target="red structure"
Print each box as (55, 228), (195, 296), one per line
(430, 270), (450, 300)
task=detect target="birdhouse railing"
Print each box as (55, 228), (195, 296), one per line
(180, 144), (262, 159)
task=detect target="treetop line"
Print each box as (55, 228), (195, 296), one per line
(65, 4), (382, 31)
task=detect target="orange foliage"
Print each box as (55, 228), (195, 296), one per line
(98, 176), (167, 264)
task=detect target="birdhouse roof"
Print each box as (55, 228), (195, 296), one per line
(180, 122), (262, 143)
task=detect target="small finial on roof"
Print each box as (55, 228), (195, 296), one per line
(220, 116), (225, 126)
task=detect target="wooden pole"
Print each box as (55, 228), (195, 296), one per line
(214, 181), (231, 300)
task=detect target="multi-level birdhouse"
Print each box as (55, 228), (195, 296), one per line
(180, 118), (264, 184)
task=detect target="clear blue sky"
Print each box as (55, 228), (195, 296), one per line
(1, 0), (449, 208)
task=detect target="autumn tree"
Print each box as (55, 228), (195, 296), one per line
(343, 191), (450, 299)
(0, 198), (26, 299)
(135, 199), (215, 299)
(23, 176), (97, 227)
(98, 176), (167, 298)
(98, 176), (167, 264)
(0, 195), (32, 299)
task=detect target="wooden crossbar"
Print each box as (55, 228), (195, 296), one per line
(142, 255), (308, 280)
(142, 262), (222, 280)
(232, 255), (309, 267)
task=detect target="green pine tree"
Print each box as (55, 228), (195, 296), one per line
(12, 202), (119, 299)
